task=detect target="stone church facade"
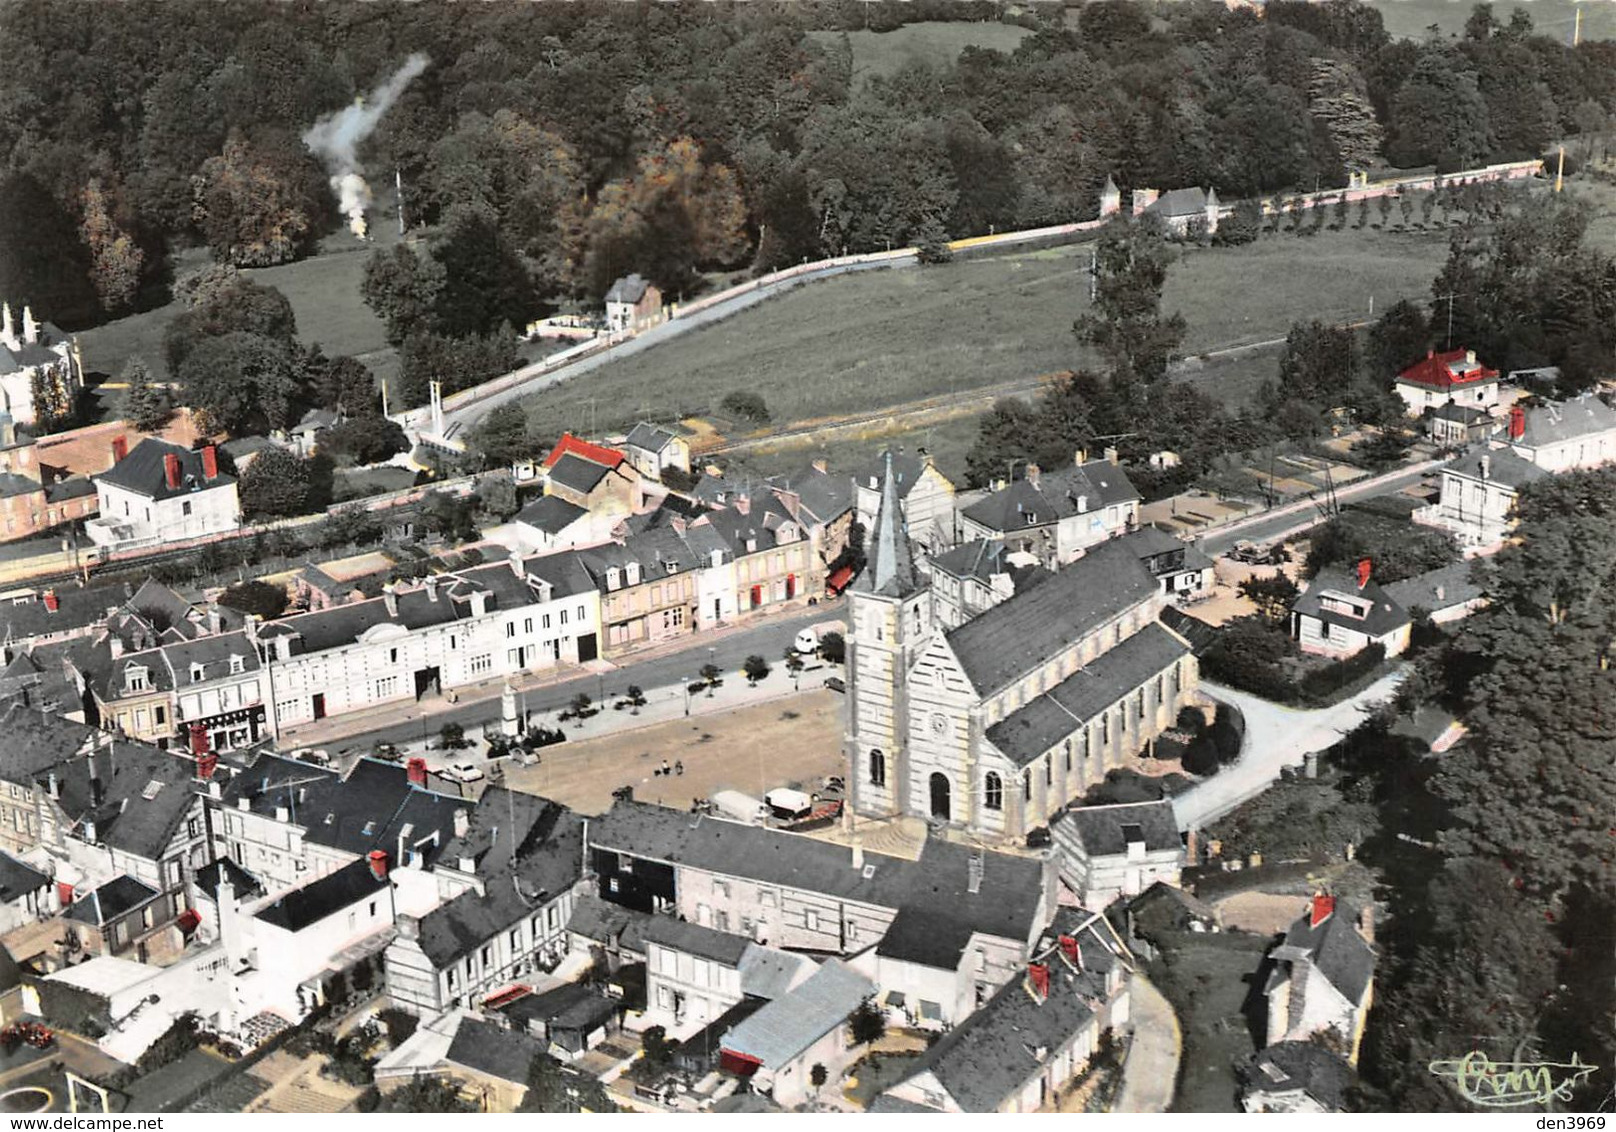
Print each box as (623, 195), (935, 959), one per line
(845, 456), (1200, 843)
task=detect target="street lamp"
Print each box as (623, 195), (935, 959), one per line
(706, 647), (716, 698)
(682, 677), (691, 717)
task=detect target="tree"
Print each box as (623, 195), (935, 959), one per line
(122, 358), (172, 433)
(1386, 50), (1490, 170)
(165, 275), (298, 374)
(699, 662), (721, 686)
(439, 722), (465, 749)
(1369, 300), (1431, 377)
(237, 446), (314, 519)
(362, 243), (447, 346)
(470, 404), (541, 467)
(79, 179), (144, 315)
(320, 415), (409, 465)
(217, 580), (289, 620)
(1214, 199), (1262, 247)
(721, 391), (770, 425)
(1238, 574), (1300, 624)
(370, 1078), (476, 1113)
(568, 692), (592, 717)
(177, 332), (305, 436)
(310, 354), (379, 415)
(430, 204), (537, 338)
(743, 654), (770, 684)
(1074, 216), (1186, 382)
(397, 330), (520, 409)
(475, 470), (519, 520)
(192, 129), (321, 267)
(818, 631), (845, 665)
(849, 1000), (885, 1045)
(1308, 57), (1384, 173)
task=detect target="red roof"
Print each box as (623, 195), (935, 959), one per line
(542, 432), (626, 470)
(827, 565), (855, 594)
(1396, 348), (1499, 391)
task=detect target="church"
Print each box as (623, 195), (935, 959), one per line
(0, 302), (82, 427)
(844, 455), (1201, 843)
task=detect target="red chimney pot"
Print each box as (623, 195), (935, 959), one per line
(406, 757), (428, 787)
(1356, 558), (1372, 589)
(196, 753), (219, 781)
(1028, 962), (1050, 1001)
(1310, 893), (1336, 929)
(202, 445), (219, 480)
(163, 451), (182, 490)
(1058, 934), (1080, 966)
(189, 722), (209, 756)
(42, 590), (58, 613)
(110, 436), (128, 465)
(1509, 404), (1526, 440)
(367, 849), (389, 881)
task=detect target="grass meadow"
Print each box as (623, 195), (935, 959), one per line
(807, 21), (1032, 82)
(1364, 0), (1612, 42)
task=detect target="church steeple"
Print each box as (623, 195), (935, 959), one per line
(855, 451), (918, 598)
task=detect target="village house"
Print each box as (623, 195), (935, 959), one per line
(87, 439), (238, 548)
(1131, 186), (1220, 236)
(587, 797), (1050, 1031)
(385, 789), (584, 1017)
(254, 552), (599, 732)
(622, 422), (691, 483)
(1049, 800), (1185, 910)
(768, 462), (856, 591)
(1263, 894), (1376, 1064)
(1505, 393), (1616, 472)
(604, 274), (664, 334)
(958, 452), (1140, 567)
(1414, 448), (1548, 549)
(1241, 1042), (1355, 1114)
(1393, 348), (1500, 417)
(62, 875), (177, 961)
(491, 979), (622, 1060)
(1383, 562), (1485, 625)
(512, 494), (594, 553)
(922, 540), (1026, 630)
(578, 523), (707, 654)
(849, 458), (1199, 843)
(1427, 402), (1495, 447)
(0, 849), (51, 933)
(876, 911), (1133, 1113)
(718, 958), (874, 1108)
(1290, 561), (1411, 660)
(0, 302), (82, 427)
(853, 450), (956, 557)
(640, 916), (751, 1035)
(376, 1013), (554, 1111)
(1121, 527), (1216, 603)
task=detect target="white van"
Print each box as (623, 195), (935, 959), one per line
(765, 788), (814, 821)
(710, 789), (770, 825)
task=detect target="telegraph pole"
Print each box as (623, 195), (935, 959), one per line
(396, 169), (406, 235)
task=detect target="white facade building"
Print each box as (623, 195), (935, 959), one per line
(88, 440), (238, 548)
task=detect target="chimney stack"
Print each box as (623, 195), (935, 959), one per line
(201, 445), (219, 480)
(196, 753), (219, 781)
(423, 575), (438, 603)
(1074, 448), (1087, 466)
(1058, 934), (1080, 966)
(1480, 453), (1491, 481)
(42, 590), (58, 614)
(1509, 404), (1526, 441)
(367, 849), (389, 881)
(382, 585), (398, 618)
(811, 458), (827, 475)
(851, 835), (864, 872)
(1358, 904), (1375, 945)
(163, 451), (182, 490)
(20, 305), (37, 345)
(1027, 962), (1050, 1001)
(1104, 446), (1119, 466)
(1356, 558), (1372, 589)
(110, 436), (128, 465)
(406, 757), (428, 787)
(47, 771), (58, 799)
(453, 807), (470, 840)
(1310, 892), (1335, 928)
(0, 303), (12, 347)
(509, 549), (525, 577)
(1025, 464), (1041, 488)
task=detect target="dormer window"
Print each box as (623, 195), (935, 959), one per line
(664, 560), (677, 576)
(228, 655), (245, 675)
(606, 567), (620, 591)
(190, 663), (205, 683)
(1320, 594), (1368, 620)
(710, 550), (723, 568)
(746, 538), (757, 553)
(625, 562), (641, 585)
(127, 666), (149, 693)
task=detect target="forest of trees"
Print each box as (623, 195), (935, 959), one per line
(4, 0), (1616, 335)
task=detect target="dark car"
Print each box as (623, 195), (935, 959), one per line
(1025, 827), (1052, 850)
(824, 676), (846, 693)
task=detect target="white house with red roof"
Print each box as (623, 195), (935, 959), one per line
(1393, 348), (1500, 417)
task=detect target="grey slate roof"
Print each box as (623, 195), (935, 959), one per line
(985, 622), (1190, 766)
(515, 494), (588, 536)
(853, 449), (927, 500)
(769, 466), (854, 528)
(641, 916), (751, 967)
(961, 461), (1139, 535)
(1432, 402), (1492, 424)
(1121, 526), (1215, 574)
(1383, 561), (1483, 614)
(1515, 392), (1616, 448)
(498, 981), (617, 1035)
(445, 1016), (549, 1085)
(1275, 900), (1375, 1005)
(95, 438), (234, 502)
(1160, 606), (1217, 656)
(547, 453), (612, 494)
(624, 422), (678, 454)
(1292, 568), (1409, 639)
(194, 858), (263, 903)
(1442, 447), (1549, 489)
(590, 800), (1044, 961)
(947, 537), (1160, 695)
(66, 875), (160, 926)
(567, 891), (651, 955)
(928, 539), (1010, 584)
(253, 855), (388, 933)
(874, 905), (979, 969)
(604, 274), (652, 304)
(720, 959), (873, 1069)
(853, 451), (921, 598)
(0, 583), (128, 644)
(1244, 1041), (1353, 1111)
(1054, 800), (1180, 857)
(0, 851), (47, 904)
(41, 728), (202, 862)
(1147, 186), (1213, 218)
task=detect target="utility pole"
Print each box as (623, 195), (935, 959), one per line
(1089, 245), (1098, 303)
(1574, 5), (1582, 47)
(1433, 291), (1461, 350)
(396, 169), (406, 235)
(1555, 145), (1566, 194)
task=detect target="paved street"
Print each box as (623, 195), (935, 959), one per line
(1112, 974), (1181, 1114)
(280, 605), (835, 756)
(1196, 463), (1439, 556)
(1172, 671), (1406, 831)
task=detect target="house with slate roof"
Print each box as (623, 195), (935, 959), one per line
(1394, 347), (1500, 417)
(958, 451), (1140, 567)
(1263, 894), (1376, 1064)
(1505, 392), (1616, 473)
(719, 958), (874, 1108)
(1383, 561), (1485, 625)
(377, 1011), (561, 1111)
(1130, 186), (1220, 236)
(877, 910), (1133, 1112)
(384, 789), (585, 1017)
(847, 455), (1199, 841)
(922, 539), (1024, 628)
(1121, 526), (1216, 604)
(1050, 799), (1185, 910)
(623, 422), (691, 482)
(87, 439), (238, 548)
(1415, 446), (1549, 549)
(0, 849), (50, 933)
(853, 449), (956, 557)
(1241, 1040), (1355, 1113)
(0, 302), (81, 428)
(1290, 561), (1411, 660)
(604, 274), (664, 334)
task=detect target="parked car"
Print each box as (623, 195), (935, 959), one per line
(443, 762), (485, 784)
(824, 676), (846, 693)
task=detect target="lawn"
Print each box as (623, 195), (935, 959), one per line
(719, 411), (987, 487)
(1148, 931), (1274, 1113)
(807, 21), (1032, 83)
(519, 222), (1456, 440)
(1363, 0), (1610, 42)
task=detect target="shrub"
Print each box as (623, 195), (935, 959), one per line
(818, 631), (845, 664)
(217, 579), (289, 620)
(850, 1000), (885, 1045)
(1181, 735), (1221, 776)
(743, 654), (770, 684)
(720, 390), (770, 425)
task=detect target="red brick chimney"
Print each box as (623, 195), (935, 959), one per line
(163, 451), (182, 490)
(201, 445), (218, 480)
(1310, 893), (1336, 929)
(367, 849), (389, 881)
(110, 436), (128, 464)
(406, 757), (428, 787)
(1356, 558), (1372, 589)
(42, 590), (58, 613)
(1058, 934), (1079, 966)
(1509, 404), (1526, 441)
(1027, 961), (1050, 1001)
(196, 753), (219, 781)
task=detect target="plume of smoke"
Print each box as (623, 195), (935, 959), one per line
(302, 54), (429, 234)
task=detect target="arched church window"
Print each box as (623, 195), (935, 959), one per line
(869, 749), (886, 787)
(984, 772), (1003, 811)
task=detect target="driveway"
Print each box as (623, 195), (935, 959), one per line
(1172, 671), (1406, 831)
(1112, 974), (1180, 1114)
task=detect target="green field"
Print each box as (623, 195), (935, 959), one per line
(522, 222), (1456, 441)
(807, 22), (1032, 81)
(1365, 0), (1612, 42)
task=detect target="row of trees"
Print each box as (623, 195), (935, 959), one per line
(6, 0), (1616, 332)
